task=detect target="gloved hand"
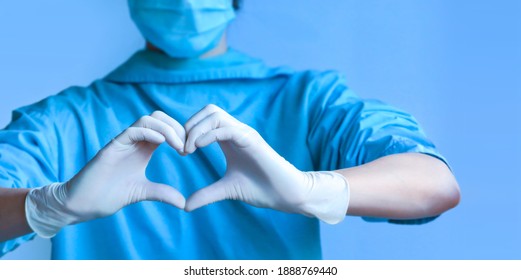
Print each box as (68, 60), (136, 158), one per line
(183, 105), (350, 224)
(25, 111), (187, 238)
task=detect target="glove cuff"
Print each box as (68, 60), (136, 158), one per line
(301, 171), (350, 224)
(25, 182), (75, 238)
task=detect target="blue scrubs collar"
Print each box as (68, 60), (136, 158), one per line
(105, 48), (292, 84)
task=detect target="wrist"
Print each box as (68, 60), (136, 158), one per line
(299, 171), (350, 224)
(25, 182), (77, 238)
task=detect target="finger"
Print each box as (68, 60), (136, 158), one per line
(184, 104), (223, 135)
(142, 181), (186, 210)
(114, 127), (166, 146)
(150, 111), (186, 146)
(184, 111), (236, 154)
(184, 179), (229, 212)
(133, 115), (184, 151)
(195, 126), (256, 149)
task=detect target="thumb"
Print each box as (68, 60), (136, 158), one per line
(142, 181), (186, 209)
(184, 179), (230, 212)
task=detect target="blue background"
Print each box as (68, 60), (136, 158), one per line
(0, 0), (519, 259)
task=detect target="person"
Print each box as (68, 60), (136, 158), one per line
(0, 0), (460, 259)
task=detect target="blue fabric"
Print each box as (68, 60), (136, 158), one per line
(0, 48), (446, 259)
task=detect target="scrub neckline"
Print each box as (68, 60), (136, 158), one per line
(105, 47), (293, 84)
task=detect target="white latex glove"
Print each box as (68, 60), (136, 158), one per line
(25, 111), (186, 238)
(183, 105), (350, 224)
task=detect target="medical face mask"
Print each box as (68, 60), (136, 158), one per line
(128, 0), (236, 58)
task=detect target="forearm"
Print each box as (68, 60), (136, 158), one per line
(0, 188), (32, 242)
(336, 153), (460, 220)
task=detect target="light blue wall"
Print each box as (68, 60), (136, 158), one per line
(1, 0), (519, 259)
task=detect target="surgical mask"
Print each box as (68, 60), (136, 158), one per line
(128, 0), (236, 58)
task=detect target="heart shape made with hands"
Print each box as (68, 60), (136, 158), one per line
(140, 104), (298, 213)
(123, 104), (320, 215)
(131, 104), (349, 226)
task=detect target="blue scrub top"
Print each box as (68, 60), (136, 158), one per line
(0, 49), (446, 259)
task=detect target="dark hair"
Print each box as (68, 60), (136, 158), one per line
(233, 0), (242, 10)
